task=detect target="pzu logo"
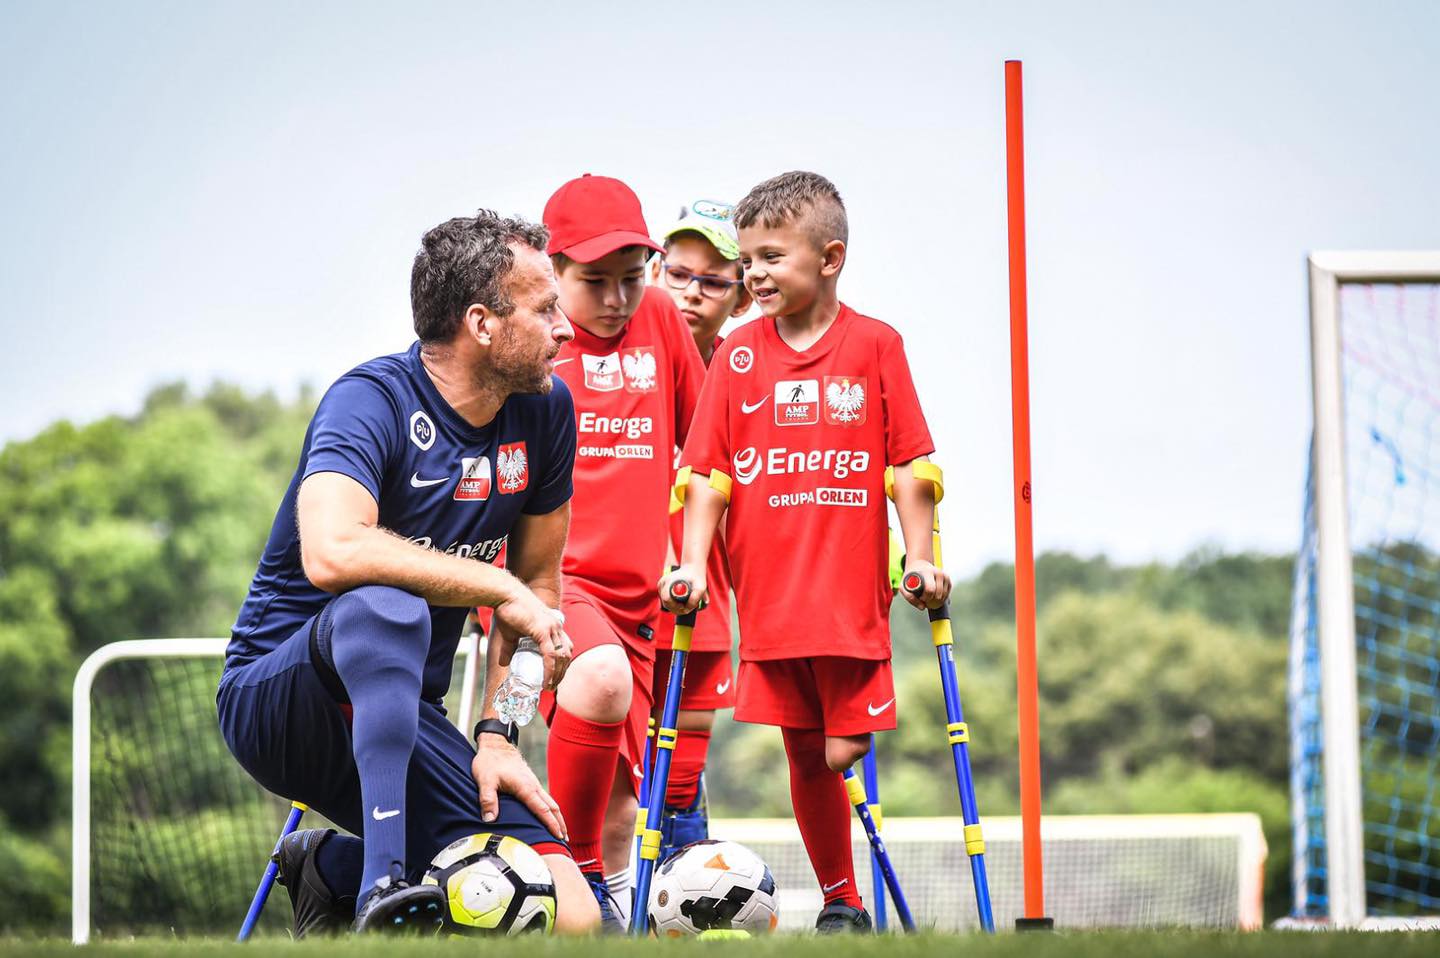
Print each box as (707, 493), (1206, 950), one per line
(409, 411), (436, 451)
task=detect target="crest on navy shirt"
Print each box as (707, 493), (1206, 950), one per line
(824, 376), (868, 426)
(454, 456), (492, 501)
(621, 347), (657, 393)
(582, 352), (622, 392)
(497, 442), (529, 494)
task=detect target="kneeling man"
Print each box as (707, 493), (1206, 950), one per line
(217, 211), (597, 934)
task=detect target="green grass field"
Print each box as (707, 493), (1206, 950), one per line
(6, 932), (1437, 958)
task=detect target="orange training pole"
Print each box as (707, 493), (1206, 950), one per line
(1005, 58), (1052, 930)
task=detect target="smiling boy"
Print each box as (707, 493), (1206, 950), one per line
(660, 171), (949, 933)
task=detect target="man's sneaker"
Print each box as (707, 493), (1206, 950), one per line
(659, 779), (710, 862)
(815, 902), (873, 934)
(272, 828), (354, 938)
(583, 870), (625, 934)
(352, 876), (445, 935)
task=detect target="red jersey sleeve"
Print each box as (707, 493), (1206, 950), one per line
(666, 301), (706, 448)
(879, 329), (935, 465)
(679, 343), (733, 480)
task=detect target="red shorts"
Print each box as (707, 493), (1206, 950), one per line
(652, 649), (735, 713)
(540, 593), (655, 796)
(734, 657), (896, 736)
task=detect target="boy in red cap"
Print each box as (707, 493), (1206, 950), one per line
(646, 200), (750, 858)
(660, 171), (949, 933)
(539, 175), (705, 926)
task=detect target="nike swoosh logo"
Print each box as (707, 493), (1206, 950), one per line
(740, 396), (769, 414)
(372, 806), (400, 821)
(715, 679), (731, 695)
(822, 879), (849, 894)
(552, 358), (574, 366)
(633, 763), (644, 779)
(866, 698), (895, 716)
(410, 472), (448, 488)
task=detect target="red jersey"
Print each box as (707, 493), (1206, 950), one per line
(656, 333), (736, 653)
(555, 286), (705, 631)
(679, 305), (933, 661)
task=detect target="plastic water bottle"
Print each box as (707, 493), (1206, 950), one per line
(492, 610), (563, 726)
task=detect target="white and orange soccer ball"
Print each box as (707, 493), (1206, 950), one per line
(647, 839), (779, 937)
(422, 833), (556, 935)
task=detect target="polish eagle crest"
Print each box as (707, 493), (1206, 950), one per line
(622, 350), (657, 391)
(825, 378), (866, 423)
(497, 444), (528, 492)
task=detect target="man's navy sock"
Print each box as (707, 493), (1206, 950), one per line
(323, 585), (431, 894)
(315, 833), (364, 903)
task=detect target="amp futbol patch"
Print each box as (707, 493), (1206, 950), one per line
(454, 456), (492, 501)
(496, 442), (529, 494)
(582, 352), (622, 392)
(620, 347), (657, 393)
(774, 379), (820, 426)
(823, 376), (868, 426)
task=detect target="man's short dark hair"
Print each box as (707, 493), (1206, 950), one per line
(734, 171), (848, 248)
(411, 211), (550, 343)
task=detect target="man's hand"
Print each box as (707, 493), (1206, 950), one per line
(493, 585), (572, 690)
(658, 565), (707, 614)
(471, 735), (568, 841)
(900, 557), (951, 611)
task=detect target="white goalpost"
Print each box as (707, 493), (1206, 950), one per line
(1290, 251), (1440, 927)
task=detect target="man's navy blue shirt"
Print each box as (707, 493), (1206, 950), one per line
(227, 342), (576, 699)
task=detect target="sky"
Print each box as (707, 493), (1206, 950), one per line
(2, 0), (1438, 572)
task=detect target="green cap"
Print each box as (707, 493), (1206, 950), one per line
(661, 199), (740, 261)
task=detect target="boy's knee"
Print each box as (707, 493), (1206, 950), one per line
(547, 854), (601, 934)
(556, 645), (632, 723)
(824, 736), (870, 773)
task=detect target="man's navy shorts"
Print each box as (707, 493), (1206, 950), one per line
(216, 609), (567, 874)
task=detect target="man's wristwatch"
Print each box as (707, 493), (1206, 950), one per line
(474, 718), (520, 747)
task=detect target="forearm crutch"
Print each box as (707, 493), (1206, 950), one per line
(889, 461), (995, 933)
(632, 715), (656, 882)
(630, 577), (699, 935)
(237, 801), (308, 941)
(843, 766), (915, 931)
(862, 738), (888, 930)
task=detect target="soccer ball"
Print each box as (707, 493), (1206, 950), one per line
(422, 833), (556, 935)
(647, 839), (779, 936)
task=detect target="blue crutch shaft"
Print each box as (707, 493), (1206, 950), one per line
(632, 715), (656, 875)
(843, 769), (915, 932)
(630, 578), (698, 936)
(237, 801), (307, 941)
(862, 739), (888, 931)
(904, 573), (996, 933)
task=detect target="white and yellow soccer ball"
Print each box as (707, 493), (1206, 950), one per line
(422, 833), (556, 935)
(647, 839), (779, 937)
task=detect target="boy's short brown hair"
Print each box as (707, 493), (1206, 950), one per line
(734, 171), (848, 248)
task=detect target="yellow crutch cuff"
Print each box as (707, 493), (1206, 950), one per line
(634, 808), (648, 836)
(947, 722), (969, 745)
(885, 461), (946, 503)
(640, 829), (662, 860)
(672, 465), (693, 507)
(931, 618), (954, 647)
(869, 802), (883, 830)
(656, 726), (678, 750)
(708, 469), (733, 501)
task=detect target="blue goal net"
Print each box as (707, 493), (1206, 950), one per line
(1289, 281), (1440, 917)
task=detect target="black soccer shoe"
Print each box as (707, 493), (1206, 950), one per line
(815, 902), (874, 934)
(583, 870), (625, 935)
(272, 828), (355, 939)
(351, 876), (445, 935)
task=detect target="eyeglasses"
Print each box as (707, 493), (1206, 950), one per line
(660, 262), (745, 300)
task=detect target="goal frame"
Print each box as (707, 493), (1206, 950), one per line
(70, 636), (482, 944)
(1305, 251), (1440, 926)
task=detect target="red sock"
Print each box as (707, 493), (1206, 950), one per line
(547, 707), (623, 874)
(665, 727), (711, 808)
(782, 726), (861, 908)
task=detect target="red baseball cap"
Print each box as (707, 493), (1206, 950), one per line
(543, 174), (663, 263)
